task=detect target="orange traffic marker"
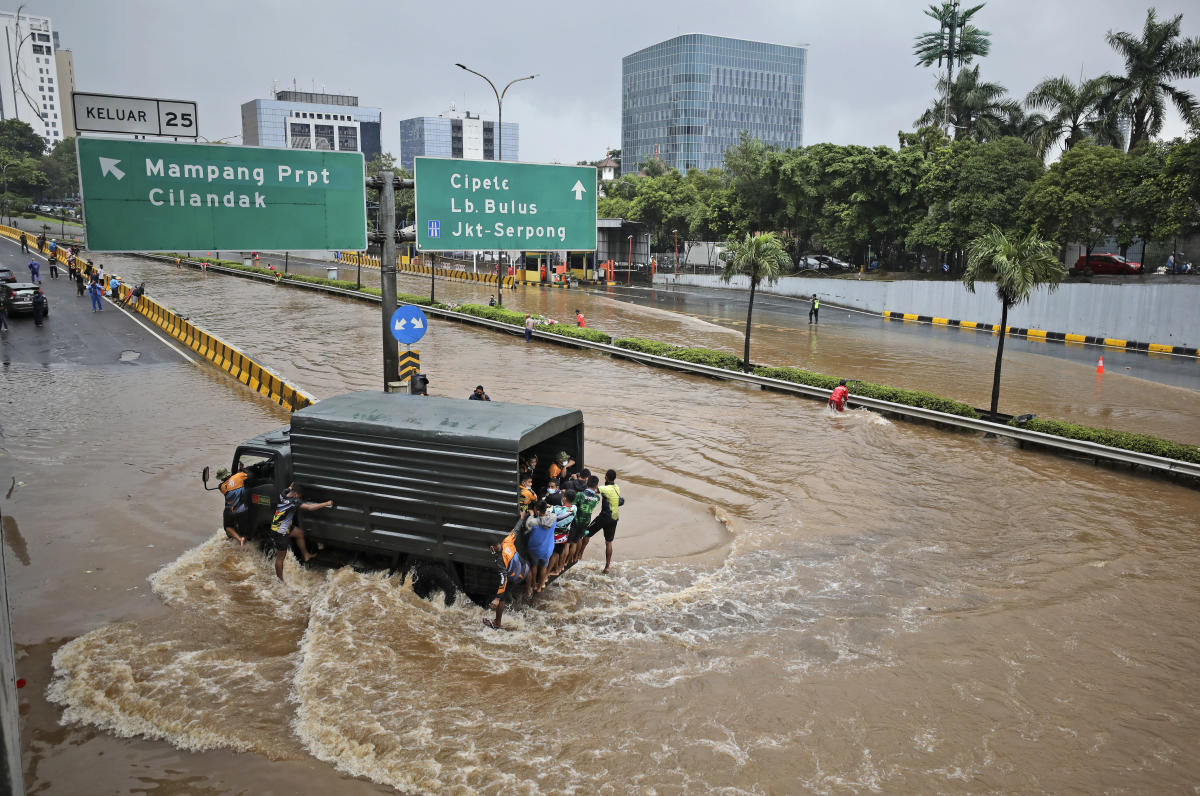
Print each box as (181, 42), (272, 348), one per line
(1097, 357), (1104, 374)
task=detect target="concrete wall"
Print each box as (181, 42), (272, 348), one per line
(657, 274), (1200, 348)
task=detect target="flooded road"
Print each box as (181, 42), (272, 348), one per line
(11, 254), (1200, 793)
(187, 254), (1200, 445)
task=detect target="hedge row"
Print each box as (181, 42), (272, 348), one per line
(754, 366), (981, 418)
(452, 303), (613, 343)
(157, 253), (1196, 466)
(1012, 417), (1200, 465)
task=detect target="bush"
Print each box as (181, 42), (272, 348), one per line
(615, 338), (743, 370)
(1013, 417), (1200, 464)
(543, 323), (612, 344)
(21, 212), (35, 219)
(454, 303), (528, 325)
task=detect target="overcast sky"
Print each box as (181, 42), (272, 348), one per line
(36, 0), (1200, 162)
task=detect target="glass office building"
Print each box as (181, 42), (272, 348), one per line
(241, 91), (382, 158)
(621, 34), (807, 175)
(398, 113), (518, 173)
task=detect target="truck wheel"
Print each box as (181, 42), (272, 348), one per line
(412, 563), (457, 606)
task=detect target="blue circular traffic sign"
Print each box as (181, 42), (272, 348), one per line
(390, 305), (428, 345)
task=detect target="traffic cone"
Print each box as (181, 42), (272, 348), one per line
(1096, 357), (1104, 374)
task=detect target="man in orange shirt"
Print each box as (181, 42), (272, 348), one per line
(218, 465), (250, 546)
(829, 380), (849, 412)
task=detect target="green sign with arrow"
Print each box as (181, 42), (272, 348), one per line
(76, 137), (367, 251)
(414, 157), (596, 251)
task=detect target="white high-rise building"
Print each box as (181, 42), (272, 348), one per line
(0, 10), (64, 145)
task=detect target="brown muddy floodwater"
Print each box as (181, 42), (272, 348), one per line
(7, 255), (1200, 794)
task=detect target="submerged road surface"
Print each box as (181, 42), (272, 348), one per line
(111, 254), (1200, 445)
(10, 253), (1198, 793)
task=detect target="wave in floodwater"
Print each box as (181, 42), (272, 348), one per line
(48, 510), (938, 793)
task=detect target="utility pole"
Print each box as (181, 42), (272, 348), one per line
(379, 170), (399, 391)
(944, 0), (961, 136)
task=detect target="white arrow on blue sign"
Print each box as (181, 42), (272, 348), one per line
(390, 304), (428, 345)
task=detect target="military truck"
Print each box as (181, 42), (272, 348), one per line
(203, 391), (584, 603)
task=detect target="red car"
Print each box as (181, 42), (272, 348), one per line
(1070, 253), (1142, 276)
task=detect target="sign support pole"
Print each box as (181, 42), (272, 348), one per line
(379, 170), (400, 391)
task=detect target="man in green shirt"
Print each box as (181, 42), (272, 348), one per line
(590, 469), (622, 574)
(809, 294), (819, 324)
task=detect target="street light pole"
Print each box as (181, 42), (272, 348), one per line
(456, 63), (538, 307)
(673, 229), (679, 279)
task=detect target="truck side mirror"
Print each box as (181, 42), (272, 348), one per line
(202, 466), (210, 484)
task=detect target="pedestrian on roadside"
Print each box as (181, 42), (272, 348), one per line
(122, 282), (145, 308)
(575, 309), (585, 328)
(27, 260), (39, 284)
(48, 255), (58, 280)
(31, 288), (45, 327)
(808, 293), (819, 324)
(0, 302), (8, 333)
(75, 268), (85, 297)
(47, 239), (57, 260)
(19, 233), (27, 253)
(1167, 253), (1176, 274)
(524, 313), (534, 342)
(35, 233), (45, 253)
(488, 295), (496, 307)
(88, 279), (104, 312)
(109, 275), (122, 300)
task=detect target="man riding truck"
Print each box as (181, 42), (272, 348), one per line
(485, 530), (530, 629)
(268, 483), (333, 582)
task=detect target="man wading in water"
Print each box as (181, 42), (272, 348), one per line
(269, 484), (332, 582)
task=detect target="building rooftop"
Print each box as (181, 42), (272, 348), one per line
(274, 90), (358, 107)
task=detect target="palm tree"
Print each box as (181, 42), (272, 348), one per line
(1101, 9), (1200, 149)
(913, 2), (992, 82)
(964, 227), (1066, 417)
(997, 105), (1050, 148)
(915, 66), (1017, 140)
(1025, 75), (1121, 156)
(914, 2), (992, 131)
(720, 232), (790, 372)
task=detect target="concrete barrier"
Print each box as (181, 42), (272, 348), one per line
(659, 273), (1200, 351)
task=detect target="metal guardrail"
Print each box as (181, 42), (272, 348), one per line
(138, 254), (1200, 482)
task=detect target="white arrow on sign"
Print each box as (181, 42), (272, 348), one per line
(570, 180), (586, 200)
(99, 157), (125, 180)
(394, 318), (407, 330)
(411, 318), (424, 329)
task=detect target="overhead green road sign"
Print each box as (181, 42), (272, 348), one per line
(76, 138), (367, 252)
(415, 157), (596, 251)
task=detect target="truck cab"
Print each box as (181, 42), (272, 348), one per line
(228, 428), (293, 535)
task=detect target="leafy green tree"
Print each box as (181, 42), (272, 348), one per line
(1021, 142), (1126, 258)
(724, 133), (780, 236)
(915, 66), (1018, 140)
(1115, 142), (1170, 263)
(1101, 9), (1200, 148)
(720, 232), (790, 371)
(363, 152), (414, 229)
(40, 137), (78, 198)
(1160, 136), (1200, 238)
(908, 137), (1043, 267)
(0, 119), (46, 158)
(1024, 76), (1119, 156)
(964, 227), (1065, 415)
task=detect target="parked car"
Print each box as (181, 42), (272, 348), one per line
(1070, 253), (1143, 276)
(3, 282), (48, 316)
(814, 254), (853, 270)
(0, 267), (16, 284)
(797, 255), (823, 269)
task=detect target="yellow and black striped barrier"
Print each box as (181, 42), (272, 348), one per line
(398, 349), (420, 381)
(882, 310), (1198, 358)
(111, 280), (317, 412)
